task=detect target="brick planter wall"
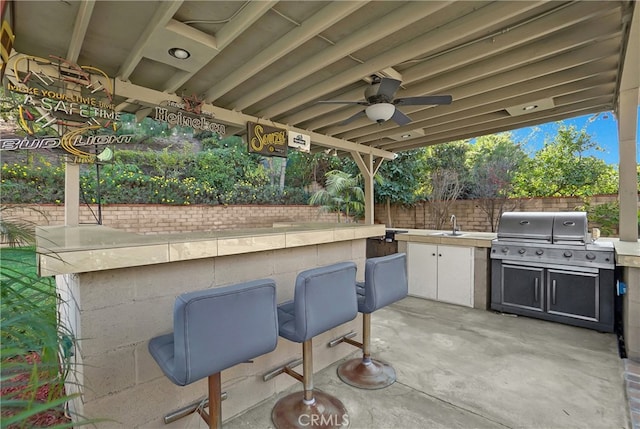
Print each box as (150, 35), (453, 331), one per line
(2, 204), (342, 235)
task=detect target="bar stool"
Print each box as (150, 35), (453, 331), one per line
(264, 262), (357, 429)
(330, 253), (407, 389)
(148, 279), (278, 429)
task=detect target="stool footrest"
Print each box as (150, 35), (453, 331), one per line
(163, 392), (228, 424)
(327, 330), (359, 348)
(263, 358), (303, 382)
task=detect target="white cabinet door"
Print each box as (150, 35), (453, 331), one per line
(406, 242), (438, 299)
(436, 245), (474, 307)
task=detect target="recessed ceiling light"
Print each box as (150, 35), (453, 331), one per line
(506, 98), (555, 117)
(168, 48), (190, 60)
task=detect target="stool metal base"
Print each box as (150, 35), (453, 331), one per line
(337, 357), (396, 390)
(271, 390), (349, 429)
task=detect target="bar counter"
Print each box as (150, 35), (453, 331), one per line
(35, 223), (384, 428)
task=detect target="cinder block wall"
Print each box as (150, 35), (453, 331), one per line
(374, 195), (621, 233)
(60, 239), (367, 428)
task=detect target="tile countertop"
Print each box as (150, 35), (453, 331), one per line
(392, 228), (497, 248)
(392, 229), (640, 267)
(35, 223), (385, 276)
(599, 238), (640, 268)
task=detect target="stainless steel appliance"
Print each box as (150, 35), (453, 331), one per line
(490, 212), (615, 332)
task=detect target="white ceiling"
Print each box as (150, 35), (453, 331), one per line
(7, 0), (637, 154)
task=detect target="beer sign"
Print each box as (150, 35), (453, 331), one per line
(247, 122), (287, 157)
(288, 132), (310, 153)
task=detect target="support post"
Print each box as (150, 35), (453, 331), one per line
(64, 161), (80, 226)
(352, 152), (385, 225)
(617, 88), (639, 243)
(616, 3), (639, 242)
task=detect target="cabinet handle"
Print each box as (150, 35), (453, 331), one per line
(432, 253), (436, 256)
(552, 280), (557, 305)
(534, 278), (539, 302)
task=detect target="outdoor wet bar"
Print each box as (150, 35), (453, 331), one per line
(36, 222), (385, 428)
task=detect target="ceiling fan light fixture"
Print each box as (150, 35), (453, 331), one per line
(365, 103), (395, 123)
(168, 47), (191, 60)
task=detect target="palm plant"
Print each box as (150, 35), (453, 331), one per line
(309, 170), (365, 222)
(0, 206), (91, 427)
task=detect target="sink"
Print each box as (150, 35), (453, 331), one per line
(430, 232), (467, 237)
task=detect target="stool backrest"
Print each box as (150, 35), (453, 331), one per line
(360, 253), (408, 314)
(294, 262), (358, 342)
(173, 279), (278, 385)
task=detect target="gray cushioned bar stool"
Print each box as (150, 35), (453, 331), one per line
(330, 253), (407, 389)
(264, 262), (357, 429)
(148, 279), (278, 429)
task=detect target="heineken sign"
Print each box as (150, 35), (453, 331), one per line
(247, 122), (287, 158)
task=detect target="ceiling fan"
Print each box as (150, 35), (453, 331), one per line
(318, 76), (452, 126)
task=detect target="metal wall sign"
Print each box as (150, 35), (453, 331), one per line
(247, 122), (287, 157)
(288, 131), (310, 153)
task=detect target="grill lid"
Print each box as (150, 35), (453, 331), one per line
(496, 211), (589, 244)
(552, 211), (588, 244)
(497, 212), (554, 243)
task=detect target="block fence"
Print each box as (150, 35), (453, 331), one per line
(2, 194), (628, 238)
(374, 194), (624, 234)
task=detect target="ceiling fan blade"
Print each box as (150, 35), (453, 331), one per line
(340, 109), (367, 125)
(377, 77), (401, 98)
(394, 95), (453, 106)
(317, 100), (369, 105)
(391, 109), (412, 126)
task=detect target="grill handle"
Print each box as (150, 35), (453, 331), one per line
(534, 278), (539, 302)
(552, 280), (557, 305)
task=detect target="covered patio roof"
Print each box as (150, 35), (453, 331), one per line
(3, 0), (638, 234)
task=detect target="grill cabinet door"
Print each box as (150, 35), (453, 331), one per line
(501, 264), (544, 312)
(546, 269), (598, 322)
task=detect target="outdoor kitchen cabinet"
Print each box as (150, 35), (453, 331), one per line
(407, 242), (474, 307)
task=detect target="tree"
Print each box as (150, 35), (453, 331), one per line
(374, 148), (427, 226)
(308, 170), (365, 222)
(421, 141), (470, 229)
(427, 169), (465, 229)
(467, 133), (527, 231)
(512, 125), (618, 197)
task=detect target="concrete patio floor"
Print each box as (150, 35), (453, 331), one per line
(223, 296), (628, 429)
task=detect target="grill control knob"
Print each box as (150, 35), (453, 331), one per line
(586, 253), (596, 260)
(502, 247), (509, 253)
(563, 251), (573, 258)
(518, 249), (526, 254)
(535, 249), (544, 255)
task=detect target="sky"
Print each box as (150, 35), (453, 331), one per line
(507, 107), (640, 166)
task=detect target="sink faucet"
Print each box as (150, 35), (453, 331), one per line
(450, 214), (459, 235)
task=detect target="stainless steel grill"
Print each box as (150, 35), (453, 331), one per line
(490, 211), (615, 332)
